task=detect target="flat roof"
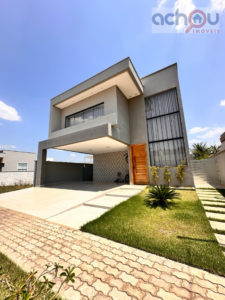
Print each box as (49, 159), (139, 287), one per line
(141, 63), (177, 80)
(51, 57), (144, 109)
(0, 150), (36, 154)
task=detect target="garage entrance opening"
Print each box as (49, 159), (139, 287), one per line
(44, 149), (93, 185)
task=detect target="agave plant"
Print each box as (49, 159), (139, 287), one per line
(145, 185), (180, 208)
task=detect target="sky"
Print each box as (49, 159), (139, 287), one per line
(0, 0), (225, 162)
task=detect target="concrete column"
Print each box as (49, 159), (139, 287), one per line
(35, 144), (47, 186)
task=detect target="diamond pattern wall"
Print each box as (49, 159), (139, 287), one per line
(93, 151), (128, 182)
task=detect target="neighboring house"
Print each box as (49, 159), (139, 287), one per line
(221, 132), (225, 151)
(36, 57), (194, 186)
(0, 150), (36, 186)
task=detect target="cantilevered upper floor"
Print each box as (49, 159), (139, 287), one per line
(48, 57), (144, 145)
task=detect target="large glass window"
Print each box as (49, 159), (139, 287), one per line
(65, 103), (104, 128)
(145, 89), (186, 167)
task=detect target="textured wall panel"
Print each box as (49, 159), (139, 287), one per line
(93, 151), (128, 182)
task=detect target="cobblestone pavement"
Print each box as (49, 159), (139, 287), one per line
(0, 207), (225, 300)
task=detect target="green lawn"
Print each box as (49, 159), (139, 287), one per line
(0, 252), (59, 299)
(81, 189), (225, 276)
(0, 185), (32, 194)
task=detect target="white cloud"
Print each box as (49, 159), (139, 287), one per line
(70, 153), (76, 157)
(189, 127), (209, 134)
(197, 127), (225, 139)
(0, 145), (16, 150)
(0, 100), (21, 121)
(220, 99), (225, 106)
(174, 0), (196, 31)
(47, 157), (54, 161)
(210, 0), (225, 12)
(189, 139), (201, 146)
(157, 0), (169, 8)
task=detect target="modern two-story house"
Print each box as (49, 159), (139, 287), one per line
(35, 58), (194, 187)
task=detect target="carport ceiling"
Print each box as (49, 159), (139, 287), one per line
(55, 137), (128, 155)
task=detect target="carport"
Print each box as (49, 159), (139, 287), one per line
(36, 124), (130, 187)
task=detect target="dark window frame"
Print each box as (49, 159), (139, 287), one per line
(65, 102), (104, 128)
(145, 88), (186, 167)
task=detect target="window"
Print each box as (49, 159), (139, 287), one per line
(65, 103), (104, 128)
(17, 163), (28, 171)
(145, 88), (186, 167)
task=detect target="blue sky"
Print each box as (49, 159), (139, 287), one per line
(0, 0), (225, 162)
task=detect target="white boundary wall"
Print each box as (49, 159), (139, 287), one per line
(191, 150), (225, 188)
(0, 172), (34, 186)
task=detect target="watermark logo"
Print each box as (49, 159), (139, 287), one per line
(152, 8), (221, 34)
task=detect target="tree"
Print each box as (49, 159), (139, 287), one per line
(209, 145), (221, 155)
(191, 143), (210, 160)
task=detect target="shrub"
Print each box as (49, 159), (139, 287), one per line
(175, 159), (186, 185)
(145, 185), (179, 208)
(0, 263), (75, 299)
(150, 166), (159, 186)
(164, 166), (171, 186)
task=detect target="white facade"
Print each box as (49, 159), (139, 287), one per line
(0, 150), (36, 186)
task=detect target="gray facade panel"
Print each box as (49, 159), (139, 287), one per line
(128, 95), (148, 145)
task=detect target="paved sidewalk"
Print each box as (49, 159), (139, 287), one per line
(0, 207), (225, 299)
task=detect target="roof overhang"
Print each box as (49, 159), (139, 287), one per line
(51, 57), (144, 109)
(55, 137), (128, 155)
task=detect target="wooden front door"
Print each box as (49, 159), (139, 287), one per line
(130, 144), (149, 185)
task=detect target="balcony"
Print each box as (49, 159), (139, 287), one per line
(49, 112), (118, 139)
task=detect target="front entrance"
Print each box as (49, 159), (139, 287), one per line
(130, 144), (149, 185)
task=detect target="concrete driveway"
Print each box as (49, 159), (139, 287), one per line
(0, 182), (145, 228)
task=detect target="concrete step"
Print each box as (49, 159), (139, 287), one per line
(85, 195), (127, 209)
(199, 197), (225, 200)
(197, 193), (224, 197)
(196, 189), (222, 192)
(209, 220), (225, 231)
(215, 233), (225, 247)
(199, 195), (225, 198)
(197, 191), (223, 194)
(201, 201), (225, 207)
(204, 206), (225, 213)
(200, 199), (225, 203)
(206, 212), (225, 221)
(106, 189), (140, 197)
(197, 191), (223, 195)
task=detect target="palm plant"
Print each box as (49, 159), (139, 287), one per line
(145, 185), (179, 208)
(209, 145), (221, 155)
(191, 142), (210, 160)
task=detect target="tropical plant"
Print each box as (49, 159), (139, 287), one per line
(209, 145), (221, 155)
(175, 159), (186, 185)
(191, 142), (210, 160)
(0, 263), (75, 299)
(145, 185), (179, 208)
(163, 166), (171, 186)
(150, 166), (159, 185)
